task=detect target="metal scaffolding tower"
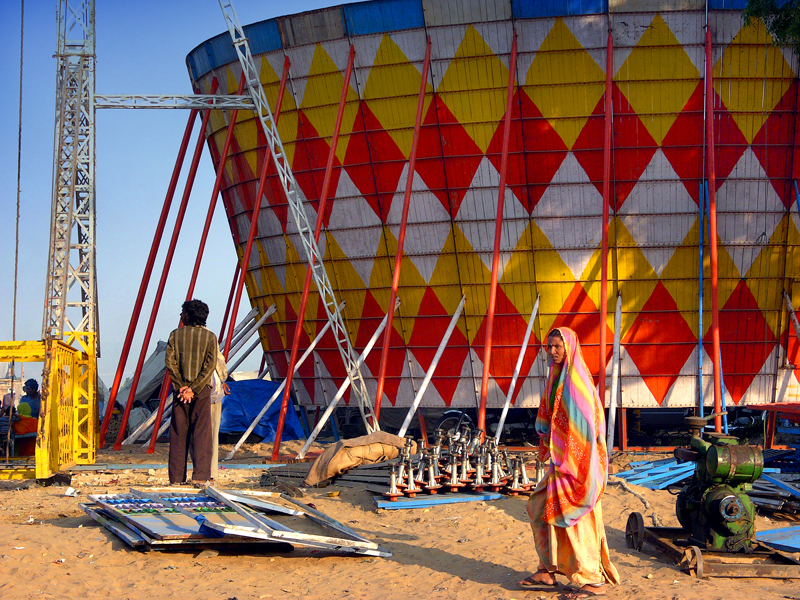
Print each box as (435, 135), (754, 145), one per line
(43, 0), (98, 345)
(217, 0), (378, 431)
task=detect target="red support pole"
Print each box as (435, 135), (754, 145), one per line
(599, 30), (613, 405)
(417, 409), (429, 447)
(112, 81), (219, 451)
(219, 262), (241, 344)
(223, 56), (291, 360)
(98, 109), (198, 447)
(373, 37), (431, 422)
(146, 75), (247, 454)
(705, 28), (723, 433)
(477, 33), (517, 436)
(271, 46), (355, 462)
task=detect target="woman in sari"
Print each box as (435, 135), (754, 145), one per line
(518, 327), (619, 598)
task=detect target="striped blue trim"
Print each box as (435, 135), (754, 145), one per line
(512, 0), (607, 18)
(709, 0), (748, 8)
(344, 0), (424, 35)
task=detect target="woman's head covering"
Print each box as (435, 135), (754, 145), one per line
(535, 326), (608, 527)
(17, 403), (32, 418)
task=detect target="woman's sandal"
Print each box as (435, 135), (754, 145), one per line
(518, 571), (558, 590)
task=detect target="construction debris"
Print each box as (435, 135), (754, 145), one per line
(80, 486), (390, 557)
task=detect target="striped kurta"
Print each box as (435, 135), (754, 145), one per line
(165, 325), (218, 394)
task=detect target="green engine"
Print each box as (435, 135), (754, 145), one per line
(674, 415), (763, 552)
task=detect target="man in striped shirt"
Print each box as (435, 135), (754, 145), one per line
(165, 299), (218, 486)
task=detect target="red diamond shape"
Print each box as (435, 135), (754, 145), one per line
(291, 111), (343, 228)
(409, 287), (471, 407)
(343, 101), (406, 223)
(550, 282), (613, 387)
(711, 90), (748, 193)
(471, 287), (540, 405)
(705, 280), (776, 404)
(752, 80), (797, 209)
(485, 88), (568, 213)
(358, 290), (407, 407)
(415, 94), (484, 217)
(663, 81), (705, 204)
(573, 83), (658, 210)
(622, 281), (696, 405)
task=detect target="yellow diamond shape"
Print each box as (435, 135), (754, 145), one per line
(715, 19), (795, 144)
(300, 44), (359, 166)
(363, 34), (434, 159)
(437, 25), (510, 154)
(323, 233), (366, 347)
(526, 18), (605, 150)
(746, 215), (792, 336)
(660, 218), (701, 337)
(369, 227), (428, 344)
(526, 220), (582, 336)
(588, 220), (658, 338)
(261, 57), (299, 169)
(615, 14), (700, 146)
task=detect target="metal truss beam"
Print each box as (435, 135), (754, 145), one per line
(94, 94), (254, 110)
(43, 0), (98, 346)
(217, 0), (375, 430)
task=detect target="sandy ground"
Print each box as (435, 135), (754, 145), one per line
(1, 445), (799, 600)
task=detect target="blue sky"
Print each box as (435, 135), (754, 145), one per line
(0, 0), (355, 386)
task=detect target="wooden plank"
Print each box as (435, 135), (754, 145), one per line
(373, 491), (503, 510)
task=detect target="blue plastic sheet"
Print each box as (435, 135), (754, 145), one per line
(219, 380), (304, 443)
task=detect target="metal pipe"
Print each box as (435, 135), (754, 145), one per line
(478, 32), (517, 436)
(113, 83), (218, 451)
(98, 109), (198, 447)
(495, 294), (539, 444)
(374, 36), (432, 422)
(224, 305), (341, 460)
(398, 295), (466, 438)
(223, 56), (291, 360)
(272, 45), (356, 462)
(218, 262), (241, 342)
(785, 291), (800, 343)
(698, 180), (705, 418)
(705, 27), (723, 433)
(228, 337), (264, 374)
(146, 76), (247, 452)
(599, 29), (614, 403)
(295, 302), (396, 460)
(226, 305), (276, 361)
(606, 292), (622, 451)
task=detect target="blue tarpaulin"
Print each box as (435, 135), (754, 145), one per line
(219, 380), (304, 442)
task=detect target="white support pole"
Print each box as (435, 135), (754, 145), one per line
(224, 304), (342, 460)
(398, 296), (466, 438)
(606, 293), (623, 452)
(226, 306), (259, 348)
(785, 291), (800, 343)
(494, 294), (539, 444)
(228, 337), (263, 374)
(227, 305), (276, 361)
(121, 398), (173, 445)
(295, 303), (397, 460)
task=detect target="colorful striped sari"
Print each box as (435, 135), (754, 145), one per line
(535, 326), (608, 527)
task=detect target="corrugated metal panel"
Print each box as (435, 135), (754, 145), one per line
(512, 0), (607, 19)
(422, 0), (512, 27)
(205, 33), (239, 77)
(709, 0), (748, 9)
(344, 0), (424, 35)
(610, 0), (703, 12)
(247, 19), (283, 56)
(279, 7), (346, 47)
(190, 4), (800, 410)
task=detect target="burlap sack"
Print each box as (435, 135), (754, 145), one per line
(303, 431), (416, 486)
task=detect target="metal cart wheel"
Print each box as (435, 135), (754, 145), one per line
(625, 512), (645, 551)
(680, 545), (705, 579)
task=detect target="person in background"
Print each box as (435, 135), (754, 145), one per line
(12, 402), (38, 456)
(518, 327), (619, 598)
(165, 299), (218, 487)
(209, 345), (230, 481)
(19, 379), (41, 419)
